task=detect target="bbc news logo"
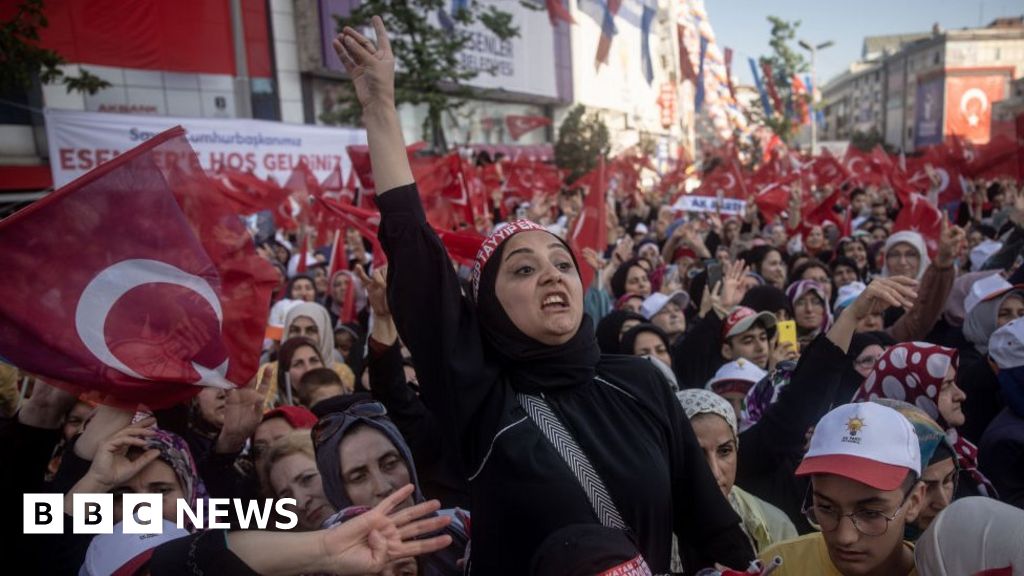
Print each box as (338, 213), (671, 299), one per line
(24, 494), (299, 534)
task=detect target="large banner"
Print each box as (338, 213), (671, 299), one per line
(318, 0), (559, 100)
(914, 77), (945, 148)
(45, 109), (367, 188)
(945, 74), (1007, 144)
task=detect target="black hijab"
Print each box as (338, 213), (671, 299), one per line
(740, 285), (793, 319)
(596, 310), (647, 354)
(475, 232), (601, 393)
(838, 331), (896, 404)
(609, 257), (647, 299)
(619, 324), (671, 357)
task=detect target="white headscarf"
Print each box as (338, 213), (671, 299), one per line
(964, 288), (1024, 355)
(915, 496), (1024, 576)
(283, 302), (336, 365)
(881, 231), (931, 281)
(676, 388), (737, 440)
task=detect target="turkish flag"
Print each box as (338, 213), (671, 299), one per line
(346, 142), (429, 192)
(965, 134), (1021, 180)
(692, 158), (748, 200)
(506, 115), (553, 140)
(901, 146), (966, 206)
(945, 75), (1006, 144)
(208, 170), (290, 216)
(808, 149), (849, 190)
(503, 160), (563, 201)
(753, 182), (790, 224)
(893, 192), (944, 256)
(568, 160), (608, 291)
(0, 127), (278, 408)
(319, 163), (355, 205)
(435, 229), (486, 267)
(803, 186), (851, 237)
(844, 145), (894, 188)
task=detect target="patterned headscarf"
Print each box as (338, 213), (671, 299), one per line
(785, 279), (833, 335)
(852, 342), (996, 497)
(739, 360), (796, 433)
(146, 429), (207, 530)
(677, 388), (737, 440)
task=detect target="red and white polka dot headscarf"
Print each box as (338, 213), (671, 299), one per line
(854, 342), (957, 419)
(853, 342), (996, 497)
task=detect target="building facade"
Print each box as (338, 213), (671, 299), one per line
(821, 18), (1024, 152)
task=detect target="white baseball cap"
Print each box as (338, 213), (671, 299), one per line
(833, 281), (866, 314)
(969, 239), (1003, 272)
(81, 519), (188, 576)
(640, 291), (690, 320)
(706, 358), (767, 396)
(797, 402), (921, 491)
(964, 274), (1012, 316)
(990, 318), (1024, 370)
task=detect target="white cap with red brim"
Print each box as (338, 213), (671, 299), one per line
(796, 402), (921, 491)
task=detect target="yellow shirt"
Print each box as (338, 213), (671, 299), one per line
(760, 533), (917, 576)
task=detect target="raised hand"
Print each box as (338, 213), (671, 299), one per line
(1006, 184), (1024, 226)
(333, 16), (396, 113)
(355, 264), (390, 317)
(720, 259), (749, 309)
(846, 277), (918, 321)
(217, 377), (269, 453)
(935, 213), (966, 268)
(612, 237), (634, 267)
(581, 247), (607, 271)
(318, 485), (453, 574)
(85, 419), (159, 490)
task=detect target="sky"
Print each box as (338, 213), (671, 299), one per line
(704, 0), (1023, 88)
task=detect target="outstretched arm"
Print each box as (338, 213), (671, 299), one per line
(333, 17), (412, 195)
(224, 485), (452, 576)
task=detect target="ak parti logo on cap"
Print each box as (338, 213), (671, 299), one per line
(843, 417), (866, 444)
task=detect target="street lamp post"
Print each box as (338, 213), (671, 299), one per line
(799, 39), (834, 154)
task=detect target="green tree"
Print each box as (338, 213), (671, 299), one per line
(320, 0), (521, 152)
(746, 16), (808, 144)
(555, 105), (610, 184)
(850, 128), (895, 153)
(1, 0), (110, 95)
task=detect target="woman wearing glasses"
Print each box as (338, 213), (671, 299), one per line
(331, 16), (754, 575)
(312, 393), (469, 576)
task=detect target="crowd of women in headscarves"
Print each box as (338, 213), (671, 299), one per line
(5, 17), (1024, 575)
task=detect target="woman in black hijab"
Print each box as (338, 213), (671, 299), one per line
(595, 310), (646, 354)
(333, 17), (753, 575)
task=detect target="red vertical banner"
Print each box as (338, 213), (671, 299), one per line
(568, 160), (607, 291)
(945, 74), (1008, 144)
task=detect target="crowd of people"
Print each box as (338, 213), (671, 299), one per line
(4, 15), (1024, 576)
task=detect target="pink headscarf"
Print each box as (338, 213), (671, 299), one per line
(852, 342), (995, 497)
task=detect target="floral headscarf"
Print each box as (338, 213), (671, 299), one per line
(785, 279), (833, 336)
(146, 429), (207, 530)
(739, 360), (796, 433)
(852, 342), (996, 497)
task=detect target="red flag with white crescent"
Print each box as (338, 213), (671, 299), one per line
(506, 115), (553, 140)
(0, 127), (278, 408)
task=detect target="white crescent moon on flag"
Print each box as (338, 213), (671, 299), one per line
(75, 259), (231, 388)
(960, 88), (989, 127)
(935, 168), (950, 193)
(848, 158), (866, 174)
(723, 173), (736, 190)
